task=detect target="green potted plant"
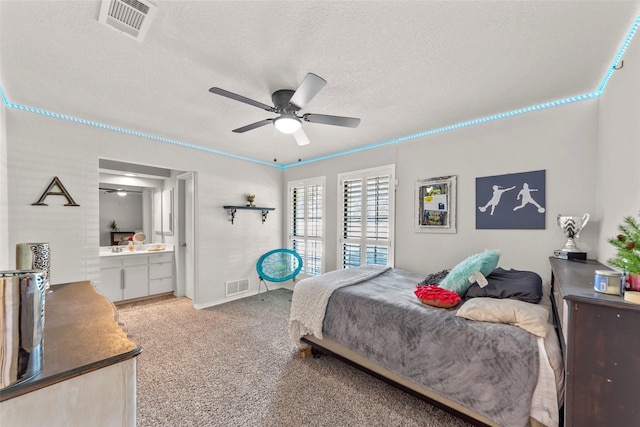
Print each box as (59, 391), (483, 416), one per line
(110, 220), (119, 232)
(608, 211), (640, 291)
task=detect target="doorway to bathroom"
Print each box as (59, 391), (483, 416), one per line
(99, 159), (197, 302)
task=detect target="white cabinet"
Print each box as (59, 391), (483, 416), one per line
(99, 262), (124, 302)
(98, 252), (174, 302)
(122, 256), (149, 300)
(149, 252), (174, 295)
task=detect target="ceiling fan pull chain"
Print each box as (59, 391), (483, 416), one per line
(273, 139), (278, 163)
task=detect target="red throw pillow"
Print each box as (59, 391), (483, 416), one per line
(415, 285), (461, 309)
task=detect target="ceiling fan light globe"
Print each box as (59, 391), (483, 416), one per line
(274, 116), (302, 134)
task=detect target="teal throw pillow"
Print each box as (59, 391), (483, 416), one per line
(439, 250), (500, 296)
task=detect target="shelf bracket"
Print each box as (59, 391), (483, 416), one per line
(223, 206), (275, 224)
(227, 208), (237, 224)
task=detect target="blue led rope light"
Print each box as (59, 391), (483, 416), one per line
(287, 13), (640, 168)
(1, 13), (638, 169)
(2, 99), (281, 168)
(0, 85), (9, 106)
(286, 92), (601, 168)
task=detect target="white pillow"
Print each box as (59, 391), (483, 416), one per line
(455, 297), (550, 337)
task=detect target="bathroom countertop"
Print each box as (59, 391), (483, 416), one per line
(0, 281), (141, 402)
(99, 245), (174, 257)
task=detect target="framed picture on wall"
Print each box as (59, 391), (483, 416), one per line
(476, 169), (546, 229)
(415, 175), (457, 233)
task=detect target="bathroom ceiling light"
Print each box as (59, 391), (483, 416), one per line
(116, 191), (127, 196)
(274, 115), (301, 134)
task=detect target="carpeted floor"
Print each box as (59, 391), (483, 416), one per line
(116, 289), (473, 427)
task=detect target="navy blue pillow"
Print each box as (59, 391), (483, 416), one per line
(464, 268), (543, 303)
(417, 269), (450, 287)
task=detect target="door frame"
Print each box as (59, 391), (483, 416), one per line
(177, 172), (197, 302)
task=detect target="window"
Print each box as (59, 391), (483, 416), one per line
(287, 177), (325, 276)
(338, 165), (395, 269)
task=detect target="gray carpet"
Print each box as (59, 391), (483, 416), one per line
(116, 289), (472, 427)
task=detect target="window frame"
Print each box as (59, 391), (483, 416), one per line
(286, 176), (326, 277)
(337, 164), (395, 269)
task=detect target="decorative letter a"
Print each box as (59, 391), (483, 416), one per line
(32, 176), (80, 206)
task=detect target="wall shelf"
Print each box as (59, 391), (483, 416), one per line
(223, 206), (275, 224)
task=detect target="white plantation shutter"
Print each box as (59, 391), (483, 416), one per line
(366, 174), (390, 265)
(338, 165), (395, 269)
(288, 177), (325, 276)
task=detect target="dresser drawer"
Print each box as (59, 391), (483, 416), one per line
(149, 262), (173, 279)
(149, 252), (173, 264)
(122, 254), (148, 266)
(100, 257), (122, 269)
(149, 277), (173, 294)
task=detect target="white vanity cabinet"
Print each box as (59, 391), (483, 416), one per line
(99, 258), (126, 302)
(98, 251), (174, 303)
(122, 256), (149, 300)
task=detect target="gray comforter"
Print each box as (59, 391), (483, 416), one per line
(322, 268), (539, 427)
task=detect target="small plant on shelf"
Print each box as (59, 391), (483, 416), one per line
(608, 210), (640, 276)
(110, 220), (119, 232)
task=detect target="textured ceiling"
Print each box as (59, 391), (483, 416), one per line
(1, 1), (639, 166)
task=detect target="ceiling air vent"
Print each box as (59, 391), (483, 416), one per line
(98, 0), (158, 42)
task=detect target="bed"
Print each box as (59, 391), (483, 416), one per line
(289, 263), (564, 427)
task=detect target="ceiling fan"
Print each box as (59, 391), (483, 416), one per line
(209, 73), (360, 146)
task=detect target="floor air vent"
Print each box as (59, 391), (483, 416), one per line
(226, 278), (250, 297)
(98, 0), (158, 42)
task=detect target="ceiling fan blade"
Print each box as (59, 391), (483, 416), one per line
(302, 113), (361, 128)
(232, 119), (273, 133)
(209, 87), (275, 112)
(289, 73), (327, 109)
(293, 128), (311, 146)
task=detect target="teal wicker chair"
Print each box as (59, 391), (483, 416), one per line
(256, 248), (303, 299)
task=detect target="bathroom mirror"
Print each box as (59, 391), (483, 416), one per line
(99, 159), (171, 246)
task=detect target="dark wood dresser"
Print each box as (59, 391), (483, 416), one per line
(549, 257), (640, 427)
(0, 281), (141, 426)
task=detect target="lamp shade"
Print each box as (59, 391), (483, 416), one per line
(274, 116), (302, 134)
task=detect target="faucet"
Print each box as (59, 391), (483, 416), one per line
(111, 246), (123, 253)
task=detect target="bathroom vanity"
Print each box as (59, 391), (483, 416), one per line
(99, 245), (175, 303)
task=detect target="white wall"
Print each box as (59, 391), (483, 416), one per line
(595, 29), (640, 267)
(3, 110), (282, 307)
(0, 0), (8, 267)
(285, 100), (600, 281)
(0, 95), (7, 269)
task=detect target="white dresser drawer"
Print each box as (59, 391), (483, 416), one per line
(100, 257), (122, 269)
(149, 262), (173, 279)
(149, 252), (173, 264)
(149, 277), (173, 294)
(122, 254), (148, 266)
